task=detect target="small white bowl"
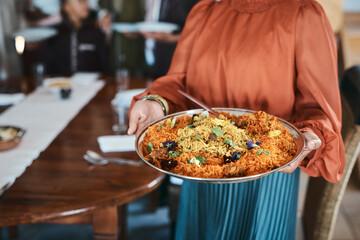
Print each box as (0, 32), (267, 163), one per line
(43, 78), (72, 94)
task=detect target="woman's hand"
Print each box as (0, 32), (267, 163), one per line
(279, 131), (322, 174)
(127, 100), (164, 136)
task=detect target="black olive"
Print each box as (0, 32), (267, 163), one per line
(160, 159), (178, 170)
(223, 155), (232, 164)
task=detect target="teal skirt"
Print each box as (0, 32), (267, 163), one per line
(175, 169), (300, 240)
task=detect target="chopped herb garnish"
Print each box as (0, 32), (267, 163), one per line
(257, 149), (271, 156)
(148, 142), (153, 153)
(196, 155), (206, 164)
(181, 136), (190, 142)
(224, 138), (237, 147)
(168, 151), (181, 158)
(212, 126), (224, 136)
(195, 135), (201, 140)
(157, 125), (163, 130)
(187, 124), (195, 129)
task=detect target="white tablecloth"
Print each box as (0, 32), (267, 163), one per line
(0, 78), (104, 194)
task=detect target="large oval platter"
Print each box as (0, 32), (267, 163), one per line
(135, 108), (305, 184)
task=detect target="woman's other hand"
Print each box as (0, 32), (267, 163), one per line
(279, 132), (321, 174)
(140, 32), (180, 43)
(128, 100), (164, 136)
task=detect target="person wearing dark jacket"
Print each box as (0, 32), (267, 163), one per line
(141, 0), (199, 79)
(44, 0), (108, 74)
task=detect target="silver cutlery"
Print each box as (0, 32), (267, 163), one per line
(177, 90), (219, 117)
(84, 150), (143, 166)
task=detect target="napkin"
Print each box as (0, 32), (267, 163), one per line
(71, 72), (100, 85)
(97, 135), (136, 153)
(0, 93), (25, 106)
(113, 88), (146, 107)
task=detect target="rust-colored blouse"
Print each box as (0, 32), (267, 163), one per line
(134, 0), (345, 183)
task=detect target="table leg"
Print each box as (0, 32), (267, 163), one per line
(93, 204), (127, 240)
(149, 189), (159, 213)
(8, 226), (18, 239)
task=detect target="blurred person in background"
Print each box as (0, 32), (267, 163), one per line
(25, 0), (112, 34)
(121, 0), (199, 79)
(41, 0), (108, 74)
(141, 0), (200, 79)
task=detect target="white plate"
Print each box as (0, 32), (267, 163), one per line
(13, 27), (58, 42)
(112, 23), (139, 33)
(136, 22), (179, 33)
(0, 93), (25, 106)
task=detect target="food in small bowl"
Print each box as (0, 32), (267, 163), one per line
(43, 78), (72, 94)
(0, 126), (26, 151)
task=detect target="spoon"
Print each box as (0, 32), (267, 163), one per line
(177, 90), (219, 117)
(84, 150), (143, 167)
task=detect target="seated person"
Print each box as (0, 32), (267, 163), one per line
(42, 0), (108, 74)
(25, 0), (112, 34)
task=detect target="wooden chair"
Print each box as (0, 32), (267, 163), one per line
(341, 65), (360, 187)
(302, 94), (360, 240)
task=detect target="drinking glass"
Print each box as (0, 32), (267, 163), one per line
(32, 62), (45, 88)
(111, 99), (129, 135)
(115, 68), (129, 92)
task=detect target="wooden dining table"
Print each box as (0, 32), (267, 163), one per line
(0, 77), (164, 240)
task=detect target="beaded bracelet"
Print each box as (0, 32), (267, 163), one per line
(141, 94), (169, 116)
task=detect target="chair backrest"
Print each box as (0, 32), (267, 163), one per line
(341, 65), (360, 124)
(302, 94), (360, 240)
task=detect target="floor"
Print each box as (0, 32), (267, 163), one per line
(333, 179), (360, 240)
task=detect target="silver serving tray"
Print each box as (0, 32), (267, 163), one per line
(135, 108), (305, 184)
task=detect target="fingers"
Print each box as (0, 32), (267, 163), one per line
(127, 109), (139, 135)
(135, 121), (148, 137)
(303, 132), (322, 151)
(279, 132), (320, 174)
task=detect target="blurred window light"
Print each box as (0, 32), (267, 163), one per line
(15, 36), (25, 55)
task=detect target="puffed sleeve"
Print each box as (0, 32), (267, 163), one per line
(294, 0), (345, 183)
(132, 0), (213, 113)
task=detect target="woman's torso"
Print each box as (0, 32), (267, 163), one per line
(185, 0), (301, 121)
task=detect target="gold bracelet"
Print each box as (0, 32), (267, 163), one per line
(141, 94), (169, 116)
